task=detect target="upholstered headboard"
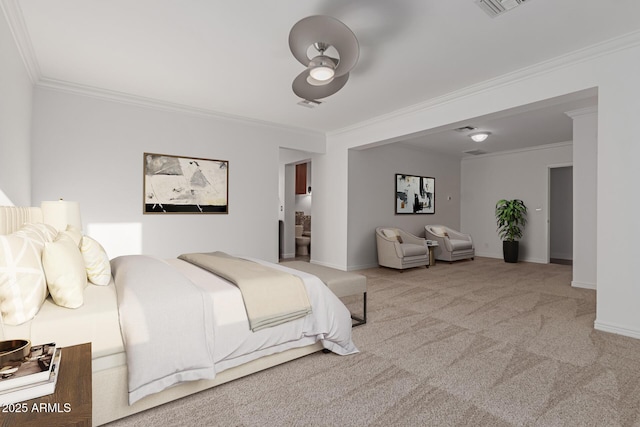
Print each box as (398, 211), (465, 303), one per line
(0, 206), (44, 235)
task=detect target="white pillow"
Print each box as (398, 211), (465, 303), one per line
(61, 224), (83, 247)
(431, 226), (446, 236)
(382, 228), (398, 238)
(80, 236), (111, 286)
(42, 233), (87, 308)
(17, 223), (58, 243)
(0, 232), (48, 325)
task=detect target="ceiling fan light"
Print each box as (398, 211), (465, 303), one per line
(470, 132), (490, 142)
(310, 66), (335, 81)
(307, 74), (333, 86)
(308, 55), (336, 81)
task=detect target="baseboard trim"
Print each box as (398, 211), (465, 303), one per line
(473, 252), (548, 264)
(550, 253), (573, 260)
(522, 257), (547, 264)
(474, 251), (501, 259)
(346, 262), (379, 271)
(571, 280), (596, 290)
(310, 259), (347, 271)
(594, 320), (640, 340)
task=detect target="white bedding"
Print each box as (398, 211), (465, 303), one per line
(111, 255), (357, 404)
(171, 258), (359, 362)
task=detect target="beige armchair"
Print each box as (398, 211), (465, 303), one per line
(425, 225), (474, 263)
(375, 227), (429, 270)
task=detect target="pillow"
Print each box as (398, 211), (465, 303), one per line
(80, 235), (111, 286)
(381, 228), (403, 243)
(42, 233), (87, 308)
(0, 232), (48, 325)
(382, 228), (398, 239)
(16, 223), (58, 243)
(431, 226), (446, 236)
(60, 224), (82, 247)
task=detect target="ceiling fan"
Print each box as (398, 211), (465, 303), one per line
(288, 15), (359, 102)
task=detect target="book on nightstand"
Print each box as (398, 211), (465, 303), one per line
(0, 347), (61, 405)
(0, 342), (57, 392)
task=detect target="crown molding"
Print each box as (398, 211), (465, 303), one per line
(565, 106), (598, 119)
(37, 78), (323, 138)
(460, 141), (573, 162)
(1, 0), (40, 83)
(328, 29), (640, 139)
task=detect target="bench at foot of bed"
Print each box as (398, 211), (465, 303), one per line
(281, 261), (367, 326)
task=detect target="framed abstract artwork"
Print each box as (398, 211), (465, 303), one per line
(395, 173), (435, 214)
(143, 152), (229, 214)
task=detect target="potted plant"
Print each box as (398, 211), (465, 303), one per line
(495, 199), (527, 263)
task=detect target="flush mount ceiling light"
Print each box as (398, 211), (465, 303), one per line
(470, 132), (491, 142)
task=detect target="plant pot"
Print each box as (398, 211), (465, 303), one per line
(502, 241), (519, 263)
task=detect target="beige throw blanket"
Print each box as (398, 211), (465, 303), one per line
(178, 252), (312, 331)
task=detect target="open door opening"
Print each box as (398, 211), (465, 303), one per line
(549, 165), (573, 265)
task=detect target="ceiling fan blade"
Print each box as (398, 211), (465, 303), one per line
(292, 70), (349, 101)
(289, 15), (359, 77)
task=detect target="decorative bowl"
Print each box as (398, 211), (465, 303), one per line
(0, 339), (31, 367)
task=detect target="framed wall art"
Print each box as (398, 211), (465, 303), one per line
(143, 152), (229, 214)
(395, 173), (435, 214)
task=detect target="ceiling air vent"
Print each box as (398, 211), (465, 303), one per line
(454, 126), (477, 133)
(463, 149), (487, 156)
(297, 99), (322, 108)
(475, 0), (531, 18)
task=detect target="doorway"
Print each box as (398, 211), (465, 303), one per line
(278, 149), (313, 261)
(549, 165), (573, 265)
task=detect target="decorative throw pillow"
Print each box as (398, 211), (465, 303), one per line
(382, 229), (397, 239)
(431, 226), (445, 236)
(16, 223), (58, 243)
(381, 228), (403, 243)
(42, 233), (87, 308)
(80, 235), (111, 286)
(0, 232), (48, 325)
(61, 224), (83, 247)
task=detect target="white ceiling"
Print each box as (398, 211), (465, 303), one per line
(6, 0), (640, 155)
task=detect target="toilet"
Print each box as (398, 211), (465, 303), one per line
(295, 225), (311, 256)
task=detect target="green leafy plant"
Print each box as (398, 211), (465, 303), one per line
(495, 199), (527, 242)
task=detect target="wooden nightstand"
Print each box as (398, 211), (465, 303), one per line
(1, 343), (92, 427)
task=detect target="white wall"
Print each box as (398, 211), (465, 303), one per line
(0, 11), (32, 206)
(461, 143), (572, 263)
(594, 52), (640, 338)
(347, 144), (461, 269)
(568, 107), (597, 290)
(310, 141), (349, 269)
(30, 87), (324, 262)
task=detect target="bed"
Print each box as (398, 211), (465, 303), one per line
(0, 206), (357, 425)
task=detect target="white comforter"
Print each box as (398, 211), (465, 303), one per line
(111, 255), (357, 405)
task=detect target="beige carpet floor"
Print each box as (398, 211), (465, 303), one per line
(106, 257), (640, 426)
